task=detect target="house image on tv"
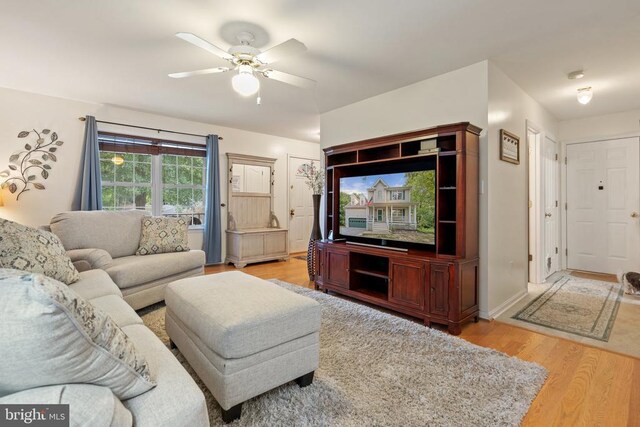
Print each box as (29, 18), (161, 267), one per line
(344, 179), (417, 233)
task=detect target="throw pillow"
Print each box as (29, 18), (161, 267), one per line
(0, 269), (156, 400)
(0, 218), (79, 284)
(136, 216), (190, 255)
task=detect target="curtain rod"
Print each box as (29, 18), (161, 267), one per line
(78, 117), (223, 140)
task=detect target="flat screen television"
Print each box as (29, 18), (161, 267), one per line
(338, 159), (436, 249)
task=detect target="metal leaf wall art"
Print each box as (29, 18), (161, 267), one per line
(0, 129), (65, 201)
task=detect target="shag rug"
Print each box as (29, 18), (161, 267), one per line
(512, 273), (623, 341)
(140, 280), (547, 426)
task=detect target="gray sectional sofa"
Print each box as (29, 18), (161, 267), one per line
(64, 268), (208, 426)
(0, 211), (210, 426)
(49, 210), (205, 309)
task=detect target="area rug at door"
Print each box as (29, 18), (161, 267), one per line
(140, 280), (547, 427)
(512, 274), (623, 341)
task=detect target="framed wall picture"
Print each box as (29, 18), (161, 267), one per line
(500, 129), (520, 164)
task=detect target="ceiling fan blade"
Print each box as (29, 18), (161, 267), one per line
(256, 39), (307, 65)
(260, 69), (316, 89)
(168, 67), (230, 79)
(175, 32), (233, 61)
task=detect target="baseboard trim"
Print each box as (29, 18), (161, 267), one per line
(480, 288), (529, 321)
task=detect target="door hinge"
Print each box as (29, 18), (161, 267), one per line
(565, 202), (568, 210)
(528, 254), (533, 262)
(555, 247), (558, 254)
(564, 157), (567, 165)
(555, 200), (558, 207)
(555, 153), (558, 161)
(565, 248), (568, 256)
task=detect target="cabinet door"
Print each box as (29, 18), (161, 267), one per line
(325, 250), (349, 288)
(429, 263), (450, 317)
(389, 259), (425, 310)
(315, 246), (325, 282)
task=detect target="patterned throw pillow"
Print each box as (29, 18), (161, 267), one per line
(0, 218), (79, 284)
(0, 269), (156, 400)
(136, 216), (190, 255)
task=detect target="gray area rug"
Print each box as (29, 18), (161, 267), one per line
(513, 273), (623, 341)
(140, 280), (547, 426)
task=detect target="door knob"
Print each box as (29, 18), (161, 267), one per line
(545, 213), (552, 218)
(290, 209), (295, 216)
(631, 212), (639, 218)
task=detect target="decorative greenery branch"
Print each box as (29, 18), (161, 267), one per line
(297, 162), (325, 195)
(0, 129), (64, 201)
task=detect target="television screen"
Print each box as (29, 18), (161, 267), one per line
(339, 170), (436, 246)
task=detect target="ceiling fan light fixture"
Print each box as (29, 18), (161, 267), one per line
(577, 87), (593, 105)
(232, 64), (260, 97)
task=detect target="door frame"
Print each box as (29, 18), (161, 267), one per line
(527, 123), (544, 284)
(543, 135), (560, 277)
(527, 121), (562, 284)
(562, 135), (640, 273)
(287, 154), (320, 254)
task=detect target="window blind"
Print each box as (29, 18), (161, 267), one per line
(98, 132), (206, 157)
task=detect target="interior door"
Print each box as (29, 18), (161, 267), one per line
(567, 138), (640, 274)
(543, 137), (559, 277)
(289, 157), (318, 253)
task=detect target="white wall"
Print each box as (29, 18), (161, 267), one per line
(321, 61), (492, 314)
(0, 86), (320, 259)
(558, 108), (640, 142)
(487, 62), (559, 316)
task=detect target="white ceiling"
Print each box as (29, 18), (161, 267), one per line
(1, 1), (638, 142)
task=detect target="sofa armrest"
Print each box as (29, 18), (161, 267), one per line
(67, 248), (113, 272)
(0, 384), (132, 427)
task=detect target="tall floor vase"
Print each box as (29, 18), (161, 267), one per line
(306, 194), (322, 281)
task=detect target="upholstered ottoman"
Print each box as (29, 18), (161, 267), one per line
(164, 271), (321, 423)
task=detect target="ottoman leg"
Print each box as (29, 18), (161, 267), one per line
(169, 339), (177, 349)
(295, 371), (315, 387)
(221, 403), (243, 423)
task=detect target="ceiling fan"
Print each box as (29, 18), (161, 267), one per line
(169, 31), (315, 98)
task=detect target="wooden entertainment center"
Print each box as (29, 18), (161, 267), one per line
(314, 122), (480, 334)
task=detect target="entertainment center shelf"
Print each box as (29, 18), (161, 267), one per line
(316, 122), (481, 334)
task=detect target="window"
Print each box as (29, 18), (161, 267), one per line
(392, 208), (405, 221)
(391, 190), (404, 200)
(98, 132), (207, 226)
(376, 209), (383, 221)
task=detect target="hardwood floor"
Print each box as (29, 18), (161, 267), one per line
(206, 258), (640, 426)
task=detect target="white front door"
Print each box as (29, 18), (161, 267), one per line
(543, 137), (559, 277)
(567, 138), (640, 274)
(288, 157), (318, 253)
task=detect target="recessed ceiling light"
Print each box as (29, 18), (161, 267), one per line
(568, 70), (585, 80)
(577, 87), (593, 105)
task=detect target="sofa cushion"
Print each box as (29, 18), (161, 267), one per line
(121, 325), (208, 427)
(0, 218), (79, 284)
(165, 271), (322, 358)
(89, 295), (143, 328)
(69, 269), (122, 300)
(136, 216), (190, 255)
(0, 269), (155, 400)
(104, 250), (205, 289)
(50, 210), (145, 258)
(0, 384), (132, 427)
